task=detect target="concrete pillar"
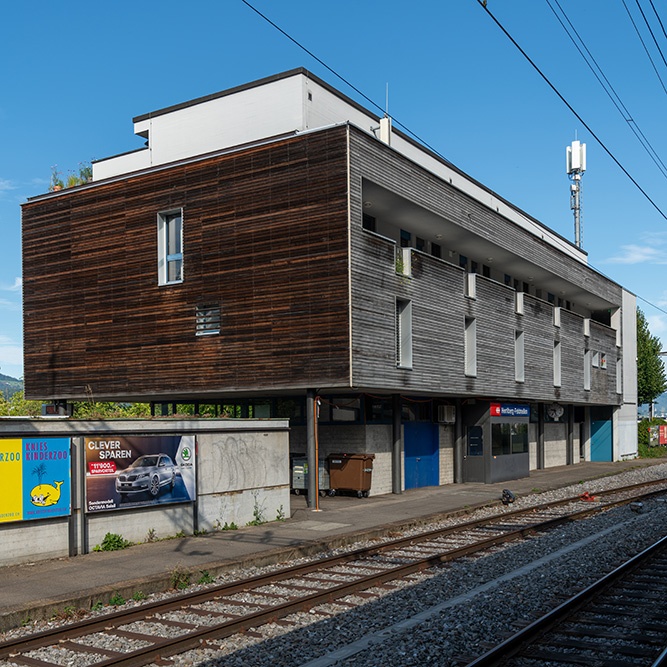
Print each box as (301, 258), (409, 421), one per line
(306, 389), (317, 508)
(392, 394), (402, 494)
(454, 398), (463, 484)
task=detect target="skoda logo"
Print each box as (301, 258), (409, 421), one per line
(181, 447), (192, 462)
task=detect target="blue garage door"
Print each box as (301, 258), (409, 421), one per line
(404, 422), (439, 489)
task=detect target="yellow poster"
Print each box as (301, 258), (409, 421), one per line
(0, 439), (22, 523)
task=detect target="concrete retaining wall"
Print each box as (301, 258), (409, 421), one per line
(0, 418), (289, 567)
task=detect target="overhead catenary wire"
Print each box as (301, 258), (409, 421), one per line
(239, 0), (455, 167)
(546, 0), (667, 180)
(633, 0), (667, 78)
(239, 0), (667, 319)
(477, 0), (667, 225)
(621, 0), (667, 97)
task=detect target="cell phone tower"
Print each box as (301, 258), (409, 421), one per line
(566, 139), (586, 248)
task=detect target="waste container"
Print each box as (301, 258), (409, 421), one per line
(328, 453), (374, 497)
(291, 458), (331, 496)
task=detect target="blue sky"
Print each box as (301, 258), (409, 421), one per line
(2, 1), (667, 380)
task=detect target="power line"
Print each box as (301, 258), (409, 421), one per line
(546, 0), (667, 180)
(239, 0), (455, 167)
(621, 0), (667, 97)
(634, 0), (667, 74)
(239, 0), (667, 318)
(477, 0), (667, 224)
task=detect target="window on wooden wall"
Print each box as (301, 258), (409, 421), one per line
(195, 303), (221, 336)
(157, 209), (183, 285)
(396, 299), (413, 368)
(584, 349), (591, 391)
(515, 330), (525, 383)
(465, 317), (477, 377)
(616, 356), (622, 394)
(553, 340), (562, 387)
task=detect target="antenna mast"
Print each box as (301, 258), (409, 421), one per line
(566, 139), (586, 248)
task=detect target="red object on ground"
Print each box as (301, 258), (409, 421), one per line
(580, 491), (597, 501)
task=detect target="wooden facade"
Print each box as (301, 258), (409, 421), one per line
(23, 121), (623, 410)
(23, 127), (350, 401)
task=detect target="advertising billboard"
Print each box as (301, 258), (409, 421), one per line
(85, 435), (196, 512)
(0, 437), (71, 523)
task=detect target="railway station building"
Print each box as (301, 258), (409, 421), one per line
(22, 68), (638, 499)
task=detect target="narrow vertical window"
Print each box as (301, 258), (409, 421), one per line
(553, 340), (562, 387)
(396, 299), (413, 368)
(584, 349), (591, 391)
(616, 356), (622, 394)
(158, 209), (183, 285)
(515, 330), (525, 383)
(465, 317), (477, 377)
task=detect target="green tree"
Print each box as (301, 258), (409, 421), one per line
(637, 308), (667, 407)
(0, 390), (42, 416)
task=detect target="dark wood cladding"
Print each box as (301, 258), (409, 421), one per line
(22, 127), (350, 400)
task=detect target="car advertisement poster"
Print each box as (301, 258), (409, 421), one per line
(0, 437), (71, 523)
(85, 435), (196, 513)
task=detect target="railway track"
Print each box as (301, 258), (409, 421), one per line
(464, 533), (667, 667)
(3, 479), (667, 667)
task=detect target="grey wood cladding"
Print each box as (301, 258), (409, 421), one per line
(348, 126), (621, 405)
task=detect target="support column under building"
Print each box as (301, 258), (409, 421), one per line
(454, 398), (463, 484)
(392, 394), (402, 494)
(306, 389), (317, 509)
(537, 405), (545, 470)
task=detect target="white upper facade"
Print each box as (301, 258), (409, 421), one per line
(94, 68), (587, 265)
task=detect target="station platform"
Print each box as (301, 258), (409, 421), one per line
(1, 458), (666, 632)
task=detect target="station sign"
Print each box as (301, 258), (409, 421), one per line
(490, 403), (530, 418)
(0, 437), (71, 523)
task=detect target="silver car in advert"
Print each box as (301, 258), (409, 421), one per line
(115, 454), (176, 498)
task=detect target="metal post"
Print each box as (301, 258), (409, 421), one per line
(567, 405), (574, 466)
(306, 389), (317, 508)
(392, 394), (402, 494)
(454, 398), (463, 484)
(537, 405), (545, 470)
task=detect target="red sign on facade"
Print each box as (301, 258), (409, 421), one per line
(660, 425), (667, 445)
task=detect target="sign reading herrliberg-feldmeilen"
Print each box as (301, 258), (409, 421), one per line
(490, 403), (530, 418)
(85, 435), (195, 513)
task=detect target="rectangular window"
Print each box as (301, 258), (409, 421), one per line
(592, 351), (600, 368)
(431, 242), (441, 259)
(483, 264), (491, 278)
(459, 254), (468, 269)
(400, 229), (411, 248)
(554, 340), (562, 387)
(396, 299), (413, 368)
(195, 303), (221, 335)
(515, 292), (524, 315)
(465, 272), (476, 299)
(465, 317), (477, 377)
(158, 210), (183, 285)
(584, 349), (591, 391)
(416, 236), (426, 252)
(362, 213), (376, 232)
(616, 356), (622, 393)
(492, 423), (528, 456)
(504, 274), (512, 286)
(470, 260), (478, 274)
(515, 330), (525, 383)
(547, 292), (555, 304)
(600, 353), (607, 369)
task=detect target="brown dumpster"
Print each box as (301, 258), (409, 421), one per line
(327, 453), (375, 497)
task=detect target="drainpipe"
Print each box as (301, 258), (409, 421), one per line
(538, 404), (545, 470)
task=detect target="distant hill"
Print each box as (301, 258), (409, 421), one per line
(0, 373), (23, 399)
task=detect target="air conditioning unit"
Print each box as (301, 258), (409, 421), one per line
(437, 405), (456, 424)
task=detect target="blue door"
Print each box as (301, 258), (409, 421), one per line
(404, 422), (439, 489)
(591, 419), (612, 461)
(591, 408), (613, 461)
